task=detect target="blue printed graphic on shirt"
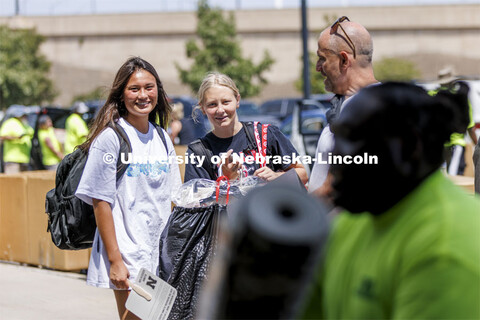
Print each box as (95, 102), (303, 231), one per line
(126, 161), (170, 177)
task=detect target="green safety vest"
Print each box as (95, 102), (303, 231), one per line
(38, 127), (62, 166)
(0, 117), (34, 163)
(64, 113), (89, 154)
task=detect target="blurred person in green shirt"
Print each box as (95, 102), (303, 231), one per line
(64, 101), (89, 154)
(0, 107), (34, 173)
(300, 82), (479, 320)
(38, 115), (63, 170)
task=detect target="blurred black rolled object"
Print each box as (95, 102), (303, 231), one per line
(198, 182), (329, 319)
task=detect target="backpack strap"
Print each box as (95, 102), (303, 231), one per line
(109, 122), (169, 181)
(153, 123), (169, 155)
(109, 123), (132, 181)
(189, 138), (216, 180)
(241, 121), (257, 151)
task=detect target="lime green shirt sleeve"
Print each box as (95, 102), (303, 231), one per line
(468, 101), (474, 129)
(64, 114), (89, 154)
(0, 118), (32, 163)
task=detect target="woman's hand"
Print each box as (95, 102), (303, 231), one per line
(254, 166), (282, 181)
(221, 149), (242, 180)
(92, 199), (129, 290)
(110, 259), (130, 290)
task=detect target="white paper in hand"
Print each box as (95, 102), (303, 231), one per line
(125, 268), (177, 320)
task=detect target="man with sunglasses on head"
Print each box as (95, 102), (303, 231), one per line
(308, 17), (378, 200)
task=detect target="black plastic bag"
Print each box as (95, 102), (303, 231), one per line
(158, 202), (227, 320)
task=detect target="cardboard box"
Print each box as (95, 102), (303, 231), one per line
(45, 243), (90, 271)
(0, 171), (90, 271)
(0, 173), (29, 262)
(464, 143), (475, 177)
(25, 171), (53, 266)
(174, 145), (188, 183)
(24, 170), (90, 270)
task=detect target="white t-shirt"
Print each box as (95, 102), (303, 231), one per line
(309, 97), (351, 192)
(308, 125), (335, 192)
(308, 83), (380, 192)
(76, 117), (182, 289)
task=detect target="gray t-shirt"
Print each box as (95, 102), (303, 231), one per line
(76, 117), (181, 289)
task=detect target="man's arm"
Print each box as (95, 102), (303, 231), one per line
(467, 127), (478, 146)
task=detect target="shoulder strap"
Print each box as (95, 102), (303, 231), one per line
(241, 121), (257, 150)
(153, 123), (169, 155)
(109, 122), (169, 181)
(108, 123), (132, 181)
(189, 138), (216, 180)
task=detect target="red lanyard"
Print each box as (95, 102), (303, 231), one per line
(253, 121), (270, 167)
(215, 175), (231, 204)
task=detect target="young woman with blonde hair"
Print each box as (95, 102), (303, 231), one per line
(184, 72), (307, 183)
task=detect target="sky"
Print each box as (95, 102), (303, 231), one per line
(0, 0), (479, 16)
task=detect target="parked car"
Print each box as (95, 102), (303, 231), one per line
(280, 109), (327, 138)
(280, 99), (330, 175)
(259, 93), (334, 122)
(237, 100), (283, 127)
(170, 95), (210, 142)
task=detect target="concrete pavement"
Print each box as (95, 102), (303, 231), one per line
(0, 261), (118, 319)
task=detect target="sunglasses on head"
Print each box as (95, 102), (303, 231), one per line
(330, 16), (356, 58)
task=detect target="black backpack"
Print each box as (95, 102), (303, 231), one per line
(45, 122), (168, 250)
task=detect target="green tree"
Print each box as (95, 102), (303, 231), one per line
(176, 0), (274, 98)
(0, 25), (57, 110)
(70, 86), (108, 105)
(295, 52), (327, 94)
(374, 57), (421, 82)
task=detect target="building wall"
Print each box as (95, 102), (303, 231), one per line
(1, 4), (479, 105)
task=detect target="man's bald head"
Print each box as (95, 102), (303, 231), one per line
(316, 18), (377, 96)
(319, 20), (373, 65)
